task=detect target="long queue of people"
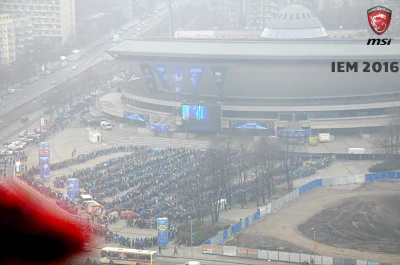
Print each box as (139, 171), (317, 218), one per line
(105, 232), (157, 249)
(18, 145), (335, 231)
(50, 145), (145, 171)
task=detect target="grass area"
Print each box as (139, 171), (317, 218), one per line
(177, 219), (230, 246)
(369, 160), (400, 172)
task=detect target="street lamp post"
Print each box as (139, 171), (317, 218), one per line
(88, 67), (95, 96)
(8, 68), (12, 90)
(189, 216), (193, 258)
(311, 227), (316, 262)
(168, 0), (174, 38)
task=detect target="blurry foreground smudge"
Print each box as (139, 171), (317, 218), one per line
(0, 184), (86, 265)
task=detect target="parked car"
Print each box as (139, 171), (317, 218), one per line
(18, 131), (27, 138)
(0, 149), (14, 155)
(51, 80), (57, 85)
(20, 116), (28, 123)
(13, 141), (27, 147)
(27, 133), (40, 139)
(8, 143), (24, 150)
(119, 211), (140, 219)
(21, 137), (34, 144)
(72, 66), (77, 70)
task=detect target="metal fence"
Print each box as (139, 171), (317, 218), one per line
(203, 171), (400, 265)
(295, 152), (400, 161)
(201, 245), (393, 265)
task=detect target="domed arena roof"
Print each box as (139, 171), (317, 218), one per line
(261, 5), (328, 39)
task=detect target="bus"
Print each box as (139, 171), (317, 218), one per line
(14, 161), (22, 177)
(100, 247), (157, 265)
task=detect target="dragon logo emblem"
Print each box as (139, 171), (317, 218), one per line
(367, 6), (392, 36)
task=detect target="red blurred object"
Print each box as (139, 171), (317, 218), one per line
(0, 184), (86, 265)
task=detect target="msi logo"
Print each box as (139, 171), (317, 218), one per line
(367, 6), (392, 35)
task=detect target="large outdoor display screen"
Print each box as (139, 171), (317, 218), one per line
(190, 67), (203, 94)
(170, 66), (183, 93)
(155, 65), (170, 91)
(230, 121), (275, 130)
(123, 111), (150, 122)
(181, 104), (222, 132)
(139, 63), (157, 93)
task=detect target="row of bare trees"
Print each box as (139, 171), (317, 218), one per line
(374, 107), (400, 155)
(196, 135), (300, 225)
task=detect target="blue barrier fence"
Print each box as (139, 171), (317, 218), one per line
(204, 171), (400, 246)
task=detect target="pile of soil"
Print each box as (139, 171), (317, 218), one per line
(298, 195), (400, 254)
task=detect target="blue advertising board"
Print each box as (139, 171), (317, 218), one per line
(157, 230), (169, 247)
(67, 178), (79, 202)
(123, 111), (150, 122)
(157, 217), (168, 230)
(39, 142), (50, 179)
(276, 129), (311, 137)
(146, 123), (171, 132)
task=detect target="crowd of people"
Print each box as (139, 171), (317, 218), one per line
(14, 143), (335, 246)
(105, 231), (157, 249)
(50, 145), (146, 171)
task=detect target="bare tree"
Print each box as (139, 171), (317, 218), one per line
(279, 133), (300, 191)
(54, 100), (62, 119)
(252, 144), (262, 207)
(237, 143), (248, 208)
(68, 88), (76, 108)
(207, 140), (227, 225)
(374, 107), (400, 155)
(257, 137), (278, 201)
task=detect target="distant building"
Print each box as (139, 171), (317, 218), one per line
(0, 12), (31, 65)
(206, 0), (244, 29)
(0, 0), (76, 45)
(374, 0), (400, 34)
(261, 4), (328, 39)
(243, 0), (278, 30)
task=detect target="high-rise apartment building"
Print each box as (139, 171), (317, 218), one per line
(0, 0), (76, 45)
(243, 0), (278, 30)
(0, 12), (31, 65)
(206, 0), (244, 29)
(374, 0), (400, 34)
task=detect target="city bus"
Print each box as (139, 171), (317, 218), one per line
(100, 247), (157, 264)
(14, 161), (21, 177)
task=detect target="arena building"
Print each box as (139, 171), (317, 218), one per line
(102, 5), (400, 135)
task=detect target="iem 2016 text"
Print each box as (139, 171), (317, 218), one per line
(331, 62), (399, 73)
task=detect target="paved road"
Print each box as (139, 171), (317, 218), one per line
(0, 49), (112, 115)
(0, 4), (173, 118)
(0, 6), (180, 144)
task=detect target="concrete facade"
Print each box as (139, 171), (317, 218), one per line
(0, 0), (76, 44)
(0, 12), (30, 65)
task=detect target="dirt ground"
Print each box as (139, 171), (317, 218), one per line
(226, 181), (400, 264)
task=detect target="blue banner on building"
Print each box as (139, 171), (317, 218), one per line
(67, 178), (79, 202)
(146, 123), (171, 132)
(276, 129), (311, 137)
(157, 230), (169, 247)
(157, 218), (168, 230)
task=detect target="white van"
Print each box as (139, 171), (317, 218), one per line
(113, 34), (120, 42)
(183, 262), (201, 265)
(80, 194), (93, 203)
(100, 121), (113, 131)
